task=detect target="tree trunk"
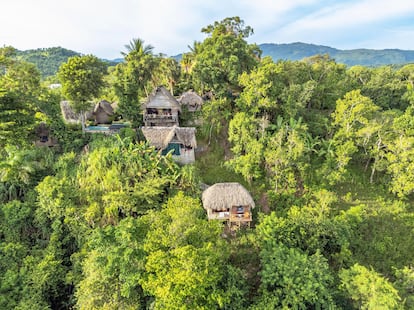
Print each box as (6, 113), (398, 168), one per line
(81, 112), (86, 133)
(370, 164), (376, 184)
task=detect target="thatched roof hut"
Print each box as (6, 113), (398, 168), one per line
(202, 183), (255, 212)
(202, 183), (255, 228)
(178, 90), (203, 111)
(93, 100), (114, 124)
(141, 126), (197, 149)
(145, 86), (181, 110)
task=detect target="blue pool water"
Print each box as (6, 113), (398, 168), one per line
(85, 126), (110, 131)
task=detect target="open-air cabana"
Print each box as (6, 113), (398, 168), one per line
(202, 182), (255, 228)
(143, 86), (181, 127)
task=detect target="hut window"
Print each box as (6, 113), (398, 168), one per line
(218, 211), (229, 218)
(162, 143), (181, 156)
(40, 135), (48, 142)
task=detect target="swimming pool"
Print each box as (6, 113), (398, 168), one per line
(85, 125), (110, 131)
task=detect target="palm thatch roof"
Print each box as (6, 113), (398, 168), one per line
(35, 122), (49, 136)
(60, 101), (80, 123)
(111, 101), (119, 112)
(202, 183), (255, 211)
(141, 126), (197, 149)
(178, 90), (203, 111)
(145, 86), (181, 110)
(94, 100), (114, 115)
(60, 101), (93, 123)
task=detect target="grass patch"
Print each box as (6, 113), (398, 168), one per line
(332, 164), (395, 210)
(195, 138), (246, 186)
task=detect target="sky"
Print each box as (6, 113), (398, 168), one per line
(2, 0), (414, 59)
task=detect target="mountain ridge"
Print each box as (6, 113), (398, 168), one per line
(259, 42), (414, 66)
(14, 43), (414, 78)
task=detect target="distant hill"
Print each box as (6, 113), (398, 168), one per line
(15, 47), (121, 78)
(260, 42), (414, 66)
(16, 47), (81, 78)
(16, 43), (414, 78)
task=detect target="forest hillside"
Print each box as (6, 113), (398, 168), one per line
(16, 43), (414, 79)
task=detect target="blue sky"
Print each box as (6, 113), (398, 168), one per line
(2, 0), (414, 59)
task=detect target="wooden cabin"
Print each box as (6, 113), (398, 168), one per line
(141, 126), (197, 164)
(143, 86), (181, 127)
(93, 100), (114, 124)
(202, 183), (255, 229)
(177, 90), (203, 112)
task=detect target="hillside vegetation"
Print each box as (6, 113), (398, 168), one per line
(259, 42), (414, 66)
(15, 47), (120, 78)
(16, 43), (414, 79)
(1, 17), (414, 309)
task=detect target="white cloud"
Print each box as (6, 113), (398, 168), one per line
(1, 0), (414, 58)
(276, 0), (414, 46)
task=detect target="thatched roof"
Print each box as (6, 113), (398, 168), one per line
(111, 101), (119, 112)
(202, 183), (255, 211)
(178, 90), (203, 111)
(94, 100), (114, 115)
(60, 101), (81, 123)
(60, 101), (94, 123)
(145, 86), (181, 110)
(35, 122), (49, 136)
(141, 126), (197, 149)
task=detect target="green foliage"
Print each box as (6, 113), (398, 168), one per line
(77, 140), (179, 226)
(2, 17), (414, 309)
(191, 17), (260, 97)
(340, 264), (401, 309)
(37, 138), (179, 230)
(257, 190), (351, 267)
(260, 42), (414, 67)
(264, 118), (310, 196)
(0, 50), (41, 147)
(16, 47), (81, 78)
(58, 54), (106, 130)
(76, 217), (148, 309)
(257, 243), (335, 309)
(0, 146), (55, 201)
(394, 266), (414, 309)
(226, 112), (264, 183)
(142, 192), (236, 309)
(340, 201), (414, 276)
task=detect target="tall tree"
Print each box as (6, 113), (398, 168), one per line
(340, 264), (401, 309)
(142, 192), (238, 309)
(75, 218), (148, 309)
(191, 16), (261, 98)
(58, 55), (106, 131)
(112, 38), (158, 124)
(122, 38), (154, 57)
(0, 48), (41, 147)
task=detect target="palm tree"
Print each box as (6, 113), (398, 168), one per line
(0, 146), (54, 201)
(121, 38), (154, 58)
